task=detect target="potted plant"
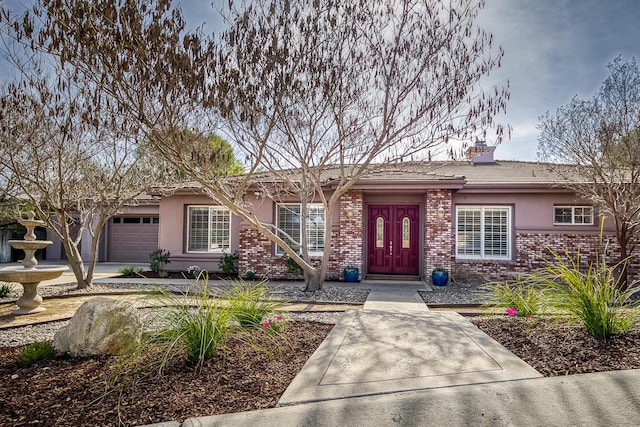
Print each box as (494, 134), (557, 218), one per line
(244, 270), (256, 280)
(431, 267), (449, 286)
(343, 265), (360, 282)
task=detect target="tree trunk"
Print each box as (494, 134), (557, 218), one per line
(615, 221), (630, 291)
(304, 270), (322, 292)
(303, 200), (336, 292)
(62, 240), (90, 289)
(68, 255), (90, 289)
(617, 239), (629, 291)
(84, 222), (105, 289)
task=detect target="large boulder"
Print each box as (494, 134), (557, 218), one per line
(53, 296), (142, 357)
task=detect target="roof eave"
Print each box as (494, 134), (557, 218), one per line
(349, 179), (466, 190)
(457, 183), (572, 193)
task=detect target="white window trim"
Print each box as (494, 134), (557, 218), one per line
(186, 205), (231, 253)
(455, 206), (512, 260)
(553, 205), (594, 225)
(276, 203), (325, 257)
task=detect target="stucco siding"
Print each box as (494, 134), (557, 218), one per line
(158, 194), (241, 271)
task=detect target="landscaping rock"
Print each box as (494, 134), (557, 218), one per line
(53, 296), (142, 357)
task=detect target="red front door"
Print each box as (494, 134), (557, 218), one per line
(367, 205), (420, 275)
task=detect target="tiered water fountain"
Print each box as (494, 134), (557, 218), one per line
(0, 211), (68, 314)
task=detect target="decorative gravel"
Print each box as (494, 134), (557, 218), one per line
(0, 310), (346, 348)
(268, 286), (369, 304)
(419, 281), (490, 305)
(0, 321), (70, 347)
(1, 282), (370, 303)
(0, 281), (361, 347)
(1, 279), (490, 347)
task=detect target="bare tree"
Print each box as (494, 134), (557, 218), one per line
(194, 0), (509, 290)
(538, 56), (640, 288)
(2, 0), (508, 291)
(0, 9), (159, 288)
(0, 165), (19, 226)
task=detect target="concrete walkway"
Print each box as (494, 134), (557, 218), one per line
(278, 310), (540, 405)
(166, 369), (640, 426)
(279, 279), (540, 403)
(361, 279), (429, 311)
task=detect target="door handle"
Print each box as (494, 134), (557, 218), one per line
(389, 240), (392, 256)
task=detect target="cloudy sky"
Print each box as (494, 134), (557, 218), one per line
(2, 0), (639, 161)
(477, 0), (640, 160)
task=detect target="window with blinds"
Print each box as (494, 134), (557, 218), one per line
(456, 206), (511, 259)
(187, 206), (231, 252)
(276, 204), (325, 255)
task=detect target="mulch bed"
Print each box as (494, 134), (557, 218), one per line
(470, 316), (640, 376)
(0, 321), (333, 427)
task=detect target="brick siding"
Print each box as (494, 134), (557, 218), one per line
(424, 189), (454, 276)
(336, 191), (364, 273)
(452, 232), (639, 283)
(237, 191), (364, 280)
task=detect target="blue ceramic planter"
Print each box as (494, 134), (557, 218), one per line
(343, 268), (359, 282)
(431, 270), (448, 286)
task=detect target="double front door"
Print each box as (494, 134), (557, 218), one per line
(367, 205), (420, 275)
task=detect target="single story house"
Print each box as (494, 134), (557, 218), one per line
(45, 146), (635, 282)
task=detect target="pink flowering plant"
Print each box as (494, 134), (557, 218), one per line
(262, 314), (285, 334)
(505, 307), (518, 316)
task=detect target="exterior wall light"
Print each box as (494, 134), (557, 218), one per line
(437, 204), (445, 219)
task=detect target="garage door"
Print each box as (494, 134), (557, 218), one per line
(108, 216), (159, 262)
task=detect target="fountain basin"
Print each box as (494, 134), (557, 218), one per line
(7, 240), (53, 251)
(0, 265), (69, 315)
(7, 240), (54, 268)
(0, 265), (68, 283)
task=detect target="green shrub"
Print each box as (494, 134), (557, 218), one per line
(149, 249), (171, 273)
(285, 256), (304, 275)
(0, 283), (14, 298)
(145, 276), (288, 373)
(219, 252), (238, 275)
(118, 265), (143, 277)
(480, 282), (547, 317)
(225, 279), (286, 329)
(18, 341), (56, 367)
(151, 279), (232, 372)
(531, 248), (640, 339)
(173, 304), (230, 367)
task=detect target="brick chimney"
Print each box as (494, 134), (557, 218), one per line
(466, 140), (495, 164)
